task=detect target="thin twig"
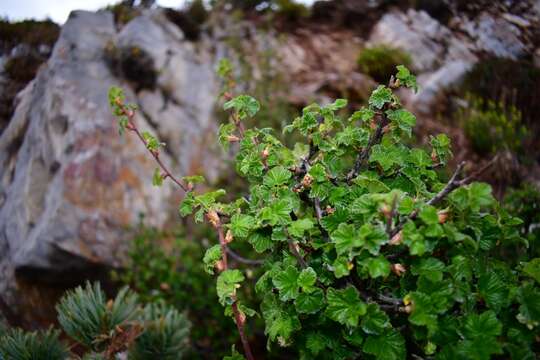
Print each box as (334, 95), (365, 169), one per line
(346, 112), (388, 182)
(226, 248), (264, 265)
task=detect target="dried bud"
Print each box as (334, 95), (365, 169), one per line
(225, 230), (234, 244)
(160, 282), (171, 291)
(301, 174), (313, 188)
(391, 263), (406, 276)
(261, 147), (270, 159)
(390, 231), (403, 246)
(326, 206), (335, 215)
(431, 149), (438, 163)
(381, 204), (392, 219)
(206, 210), (220, 228)
(438, 210), (449, 224)
(402, 305), (413, 314)
(106, 299), (114, 311)
(382, 124), (392, 134)
(215, 260), (225, 272)
(370, 119), (377, 130)
(226, 135), (240, 142)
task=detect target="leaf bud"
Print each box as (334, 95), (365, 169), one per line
(206, 210), (221, 228)
(261, 147), (270, 159)
(301, 174), (313, 188)
(225, 230), (234, 244)
(391, 263), (406, 276)
(390, 231), (403, 245)
(226, 135), (240, 142)
(438, 210), (449, 224)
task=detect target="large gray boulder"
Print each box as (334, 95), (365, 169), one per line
(0, 9), (220, 317)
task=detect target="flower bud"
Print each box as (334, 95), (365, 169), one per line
(226, 135), (240, 142)
(381, 204), (392, 219)
(215, 260), (225, 272)
(431, 149), (438, 163)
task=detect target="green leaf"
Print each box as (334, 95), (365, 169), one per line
(260, 199), (292, 225)
(218, 123), (236, 149)
(217, 58), (233, 78)
(478, 272), (508, 311)
(263, 166), (291, 187)
(359, 223), (387, 255)
(330, 223), (362, 256)
(249, 231), (273, 253)
(297, 267), (317, 293)
(152, 167), (163, 187)
(370, 144), (407, 171)
(328, 98), (348, 110)
(325, 286), (367, 327)
(333, 257), (351, 278)
(295, 288), (325, 314)
(387, 109), (416, 136)
(522, 258), (540, 284)
(261, 294), (300, 343)
(419, 206), (439, 225)
(305, 332), (327, 355)
(430, 134), (452, 164)
(463, 311), (502, 339)
(288, 218), (314, 238)
(217, 270), (244, 305)
(361, 304), (390, 335)
(395, 65), (418, 92)
(365, 256), (391, 278)
(229, 214), (256, 238)
(349, 107), (374, 122)
(517, 283), (540, 326)
(141, 131), (164, 151)
(412, 258), (445, 282)
(182, 175), (205, 185)
(369, 85), (394, 109)
(179, 192), (195, 216)
(468, 183), (495, 211)
(223, 95), (260, 119)
(272, 266), (300, 301)
(203, 245), (222, 274)
(363, 330), (406, 360)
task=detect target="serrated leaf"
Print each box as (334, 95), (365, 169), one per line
(288, 218), (314, 238)
(325, 286), (367, 327)
(349, 107), (374, 122)
(223, 95), (260, 119)
(361, 303), (390, 335)
(203, 245), (222, 274)
(249, 231), (273, 253)
(362, 330), (405, 360)
(217, 270), (244, 305)
(264, 166), (291, 187)
(387, 109), (416, 137)
(152, 167), (163, 187)
(395, 65), (418, 92)
(369, 85), (393, 109)
(330, 223), (362, 256)
(359, 223), (387, 255)
(522, 258), (540, 284)
(229, 214), (256, 238)
(365, 256), (391, 278)
(478, 272), (508, 312)
(295, 288), (325, 314)
(297, 267), (317, 293)
(272, 265), (300, 301)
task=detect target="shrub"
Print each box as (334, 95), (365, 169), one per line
(504, 184), (540, 256)
(357, 45), (412, 83)
(0, 328), (68, 360)
(110, 65), (537, 359)
(458, 95), (527, 155)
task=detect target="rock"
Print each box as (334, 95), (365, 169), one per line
(458, 11), (529, 59)
(0, 9), (220, 319)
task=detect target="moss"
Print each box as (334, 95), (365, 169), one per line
(357, 45), (412, 84)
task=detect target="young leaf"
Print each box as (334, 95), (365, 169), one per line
(325, 286), (367, 327)
(217, 270), (244, 305)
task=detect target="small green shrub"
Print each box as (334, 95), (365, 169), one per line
(459, 95), (527, 155)
(504, 184), (540, 255)
(275, 0), (310, 22)
(0, 328), (68, 360)
(357, 45), (412, 83)
(104, 2), (140, 27)
(110, 65), (538, 360)
(0, 19), (59, 52)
